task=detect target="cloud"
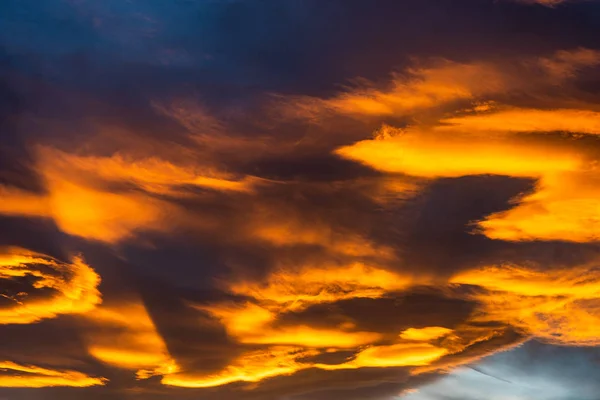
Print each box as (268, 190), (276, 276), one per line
(452, 263), (600, 345)
(336, 112), (600, 243)
(479, 171), (600, 242)
(2, 6), (600, 396)
(162, 347), (318, 388)
(275, 48), (600, 124)
(538, 48), (600, 78)
(0, 361), (105, 388)
(276, 60), (507, 120)
(84, 299), (179, 380)
(335, 125), (583, 179)
(0, 247), (101, 324)
(225, 263), (411, 310)
(439, 108), (600, 135)
(400, 327), (454, 341)
(162, 259), (527, 389)
(0, 146), (259, 243)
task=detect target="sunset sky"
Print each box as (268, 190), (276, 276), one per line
(1, 1), (600, 399)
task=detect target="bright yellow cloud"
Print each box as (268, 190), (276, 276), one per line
(0, 247), (101, 324)
(166, 48), (600, 389)
(163, 339), (450, 388)
(440, 108), (600, 135)
(199, 302), (382, 348)
(228, 263), (411, 311)
(344, 343), (448, 369)
(162, 347), (317, 388)
(479, 171), (600, 242)
(180, 262), (454, 387)
(337, 123), (600, 242)
(452, 264), (600, 345)
(163, 341), (450, 388)
(0, 361), (106, 388)
(336, 126), (582, 178)
(400, 327), (454, 341)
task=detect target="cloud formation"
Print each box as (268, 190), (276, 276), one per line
(0, 362), (105, 388)
(0, 247), (101, 324)
(1, 1), (600, 399)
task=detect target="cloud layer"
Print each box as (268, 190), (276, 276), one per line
(1, 1), (600, 399)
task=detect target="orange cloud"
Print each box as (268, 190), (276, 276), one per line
(197, 264), (410, 348)
(162, 326), (454, 388)
(335, 125), (582, 178)
(40, 149), (256, 195)
(156, 49), (600, 390)
(452, 263), (600, 345)
(337, 123), (600, 242)
(3, 46), (598, 395)
(164, 340), (451, 389)
(202, 301), (382, 348)
(250, 218), (396, 259)
(0, 147), (258, 243)
(227, 263), (411, 311)
(333, 343), (448, 369)
(0, 186), (49, 217)
(0, 361), (106, 388)
(479, 171), (600, 242)
(175, 262), (454, 387)
(538, 48), (600, 78)
(279, 60), (506, 119)
(439, 108), (600, 135)
(85, 299), (179, 379)
(177, 263), (481, 388)
(278, 48), (599, 123)
(400, 327), (454, 341)
(162, 347), (318, 388)
(0, 247), (101, 324)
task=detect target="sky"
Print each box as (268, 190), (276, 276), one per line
(1, 0), (600, 399)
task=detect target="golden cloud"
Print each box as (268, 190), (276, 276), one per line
(2, 45), (600, 396)
(226, 263), (411, 311)
(278, 60), (506, 120)
(162, 347), (318, 388)
(479, 171), (600, 242)
(85, 299), (179, 379)
(336, 121), (600, 242)
(439, 108), (600, 135)
(277, 48), (600, 123)
(250, 217), (396, 260)
(173, 265), (471, 388)
(400, 327), (454, 341)
(195, 263), (414, 353)
(452, 263), (600, 345)
(0, 247), (101, 324)
(0, 361), (106, 388)
(335, 125), (583, 178)
(0, 146), (259, 243)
